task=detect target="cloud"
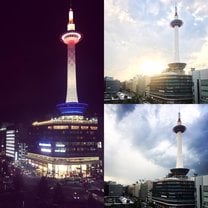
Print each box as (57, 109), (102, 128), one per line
(104, 104), (208, 184)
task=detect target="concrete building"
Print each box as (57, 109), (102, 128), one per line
(104, 181), (124, 196)
(18, 143), (28, 161)
(149, 72), (193, 104)
(104, 76), (121, 94)
(140, 180), (153, 202)
(124, 75), (150, 97)
(195, 175), (208, 208)
(104, 76), (121, 102)
(127, 182), (141, 198)
(133, 182), (141, 198)
(192, 68), (208, 103)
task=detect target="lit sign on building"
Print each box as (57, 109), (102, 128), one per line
(39, 143), (51, 147)
(41, 148), (51, 153)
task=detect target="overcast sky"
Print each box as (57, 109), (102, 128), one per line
(105, 104), (208, 185)
(105, 0), (208, 81)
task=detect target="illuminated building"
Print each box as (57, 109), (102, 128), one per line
(26, 6), (102, 178)
(5, 130), (16, 159)
(0, 127), (6, 156)
(152, 112), (195, 207)
(0, 124), (28, 161)
(149, 4), (193, 104)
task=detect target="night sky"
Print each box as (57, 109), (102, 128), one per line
(0, 0), (104, 122)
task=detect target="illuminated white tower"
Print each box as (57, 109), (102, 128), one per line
(171, 112), (189, 176)
(168, 3), (186, 74)
(62, 8), (81, 103)
(57, 7), (87, 115)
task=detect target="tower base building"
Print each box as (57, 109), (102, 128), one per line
(152, 170), (195, 208)
(27, 113), (102, 179)
(149, 72), (193, 104)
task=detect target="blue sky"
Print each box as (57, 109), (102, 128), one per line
(105, 104), (208, 184)
(105, 0), (208, 81)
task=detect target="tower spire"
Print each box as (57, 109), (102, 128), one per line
(68, 7), (75, 31)
(174, 1), (178, 17)
(174, 6), (177, 17)
(177, 111), (181, 125)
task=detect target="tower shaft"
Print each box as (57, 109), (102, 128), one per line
(176, 131), (183, 168)
(66, 44), (78, 103)
(174, 26), (180, 62)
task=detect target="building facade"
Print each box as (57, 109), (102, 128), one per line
(104, 77), (121, 94)
(123, 75), (150, 97)
(152, 178), (195, 207)
(195, 175), (208, 208)
(104, 181), (124, 196)
(27, 115), (102, 178)
(0, 127), (6, 156)
(104, 76), (121, 102)
(149, 72), (193, 104)
(192, 68), (208, 103)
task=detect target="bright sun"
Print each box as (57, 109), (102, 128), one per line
(140, 60), (166, 76)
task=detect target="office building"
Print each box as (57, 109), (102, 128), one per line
(192, 68), (208, 103)
(0, 127), (6, 156)
(124, 75), (150, 97)
(104, 77), (121, 94)
(104, 181), (124, 196)
(104, 76), (121, 102)
(195, 175), (208, 208)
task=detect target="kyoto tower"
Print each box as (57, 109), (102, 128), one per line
(168, 3), (186, 74)
(57, 7), (88, 115)
(171, 112), (189, 176)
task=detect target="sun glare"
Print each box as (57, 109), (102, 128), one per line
(140, 60), (166, 76)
